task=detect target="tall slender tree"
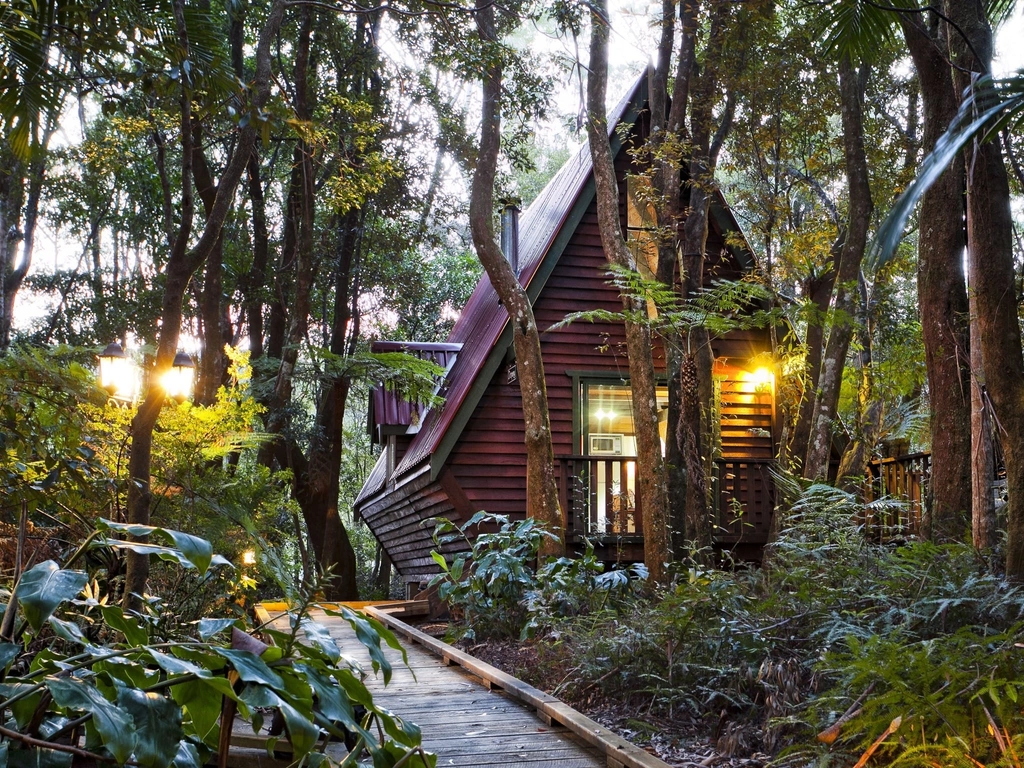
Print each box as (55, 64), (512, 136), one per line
(468, 0), (563, 555)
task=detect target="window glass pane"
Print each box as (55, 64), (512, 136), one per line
(583, 382), (668, 456)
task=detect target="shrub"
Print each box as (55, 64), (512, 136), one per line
(0, 520), (433, 768)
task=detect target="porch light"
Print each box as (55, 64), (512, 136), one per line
(749, 367), (774, 392)
(162, 351), (195, 402)
(98, 342), (140, 402)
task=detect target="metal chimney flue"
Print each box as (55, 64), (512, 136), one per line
(500, 202), (521, 275)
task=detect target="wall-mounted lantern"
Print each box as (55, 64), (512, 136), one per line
(98, 342), (140, 403)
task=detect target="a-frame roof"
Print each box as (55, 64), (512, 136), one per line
(355, 69), (755, 507)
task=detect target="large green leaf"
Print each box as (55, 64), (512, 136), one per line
(101, 605), (149, 645)
(172, 741), (202, 768)
(5, 747), (74, 768)
(213, 648), (284, 689)
(47, 617), (86, 645)
(13, 561), (88, 630)
(195, 618), (236, 641)
(117, 688), (184, 768)
(46, 677), (135, 765)
(0, 683), (42, 729)
(299, 619), (341, 664)
(170, 680), (224, 745)
(0, 642), (20, 669)
(97, 520), (215, 575)
(325, 608), (393, 684)
(148, 649), (209, 678)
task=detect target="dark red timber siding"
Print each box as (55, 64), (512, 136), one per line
(355, 69), (776, 583)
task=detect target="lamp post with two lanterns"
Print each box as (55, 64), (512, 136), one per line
(98, 341), (196, 610)
(98, 342), (196, 403)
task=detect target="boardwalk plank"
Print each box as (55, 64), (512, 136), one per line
(289, 608), (605, 768)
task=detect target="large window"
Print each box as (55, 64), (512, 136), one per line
(580, 381), (668, 534)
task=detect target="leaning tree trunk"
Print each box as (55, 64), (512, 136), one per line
(901, 14), (972, 541)
(945, 0), (1024, 579)
(586, 0), (670, 582)
(123, 0), (287, 609)
(804, 57), (873, 481)
(469, 0), (563, 555)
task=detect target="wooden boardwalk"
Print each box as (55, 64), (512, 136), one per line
(309, 608), (606, 767)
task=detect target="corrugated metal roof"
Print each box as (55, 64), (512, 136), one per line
(367, 342), (462, 442)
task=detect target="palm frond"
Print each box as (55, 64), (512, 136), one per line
(868, 70), (1024, 273)
(816, 0), (901, 64)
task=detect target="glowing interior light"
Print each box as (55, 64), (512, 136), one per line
(595, 409), (606, 421)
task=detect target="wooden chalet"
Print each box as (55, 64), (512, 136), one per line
(354, 72), (779, 590)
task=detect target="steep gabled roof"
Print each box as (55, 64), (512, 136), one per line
(355, 68), (757, 508)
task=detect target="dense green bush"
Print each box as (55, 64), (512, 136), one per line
(434, 486), (1024, 766)
(0, 521), (433, 768)
(429, 513), (646, 641)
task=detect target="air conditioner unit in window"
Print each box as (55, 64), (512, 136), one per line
(590, 433), (623, 456)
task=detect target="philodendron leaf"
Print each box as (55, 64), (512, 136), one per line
(97, 520), (215, 575)
(14, 561), (88, 631)
(195, 618), (236, 641)
(101, 605), (149, 645)
(214, 648), (284, 689)
(5, 745), (74, 768)
(170, 680), (223, 745)
(117, 688), (184, 768)
(172, 741), (202, 768)
(158, 530), (212, 575)
(47, 617), (86, 645)
(299, 619), (341, 664)
(0, 642), (20, 669)
(46, 677), (135, 765)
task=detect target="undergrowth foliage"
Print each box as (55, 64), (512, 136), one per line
(432, 490), (1024, 766)
(0, 521), (434, 768)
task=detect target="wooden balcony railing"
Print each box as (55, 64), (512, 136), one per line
(712, 458), (776, 544)
(864, 452), (931, 536)
(557, 456), (776, 544)
(558, 456), (643, 538)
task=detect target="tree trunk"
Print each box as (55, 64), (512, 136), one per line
(804, 57), (873, 480)
(469, 0), (563, 555)
(586, 0), (670, 581)
(945, 0), (1024, 579)
(901, 13), (972, 541)
(0, 124), (49, 351)
(650, 0), (697, 557)
(970, 294), (996, 550)
(836, 275), (882, 491)
(787, 261), (837, 471)
(123, 0), (287, 609)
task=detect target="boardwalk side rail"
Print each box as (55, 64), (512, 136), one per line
(363, 603), (672, 768)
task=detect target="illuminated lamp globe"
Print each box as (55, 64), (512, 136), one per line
(749, 367), (774, 391)
(98, 342), (139, 402)
(162, 351), (196, 402)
